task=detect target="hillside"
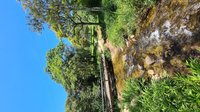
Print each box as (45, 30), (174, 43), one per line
(19, 0), (200, 111)
(104, 0), (200, 99)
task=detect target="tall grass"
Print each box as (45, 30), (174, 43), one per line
(103, 0), (156, 46)
(121, 58), (200, 112)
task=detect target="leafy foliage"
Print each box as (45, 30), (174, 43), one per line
(46, 41), (75, 89)
(19, 0), (162, 111)
(19, 0), (101, 38)
(121, 58), (200, 112)
(46, 41), (102, 111)
(103, 0), (156, 46)
(186, 58), (200, 75)
(65, 84), (102, 112)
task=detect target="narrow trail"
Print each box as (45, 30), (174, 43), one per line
(97, 27), (115, 112)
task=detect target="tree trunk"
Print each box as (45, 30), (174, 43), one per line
(75, 7), (105, 12)
(67, 6), (105, 12)
(76, 22), (100, 26)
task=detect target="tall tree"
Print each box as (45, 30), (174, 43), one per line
(46, 41), (99, 91)
(19, 0), (101, 37)
(45, 41), (75, 90)
(65, 84), (102, 112)
(46, 41), (102, 111)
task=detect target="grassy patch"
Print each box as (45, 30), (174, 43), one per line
(102, 0), (156, 46)
(121, 58), (200, 112)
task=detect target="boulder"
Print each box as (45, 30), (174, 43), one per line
(148, 69), (155, 75)
(144, 56), (155, 68)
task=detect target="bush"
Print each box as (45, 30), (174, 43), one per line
(103, 0), (156, 46)
(121, 58), (200, 112)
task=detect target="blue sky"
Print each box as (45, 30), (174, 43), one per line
(0, 1), (68, 112)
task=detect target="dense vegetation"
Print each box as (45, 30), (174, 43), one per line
(19, 0), (200, 111)
(121, 58), (200, 112)
(19, 0), (105, 110)
(45, 41), (102, 111)
(19, 0), (157, 46)
(102, 0), (156, 46)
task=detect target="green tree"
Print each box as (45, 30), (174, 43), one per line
(66, 47), (99, 92)
(45, 41), (75, 90)
(65, 84), (102, 112)
(46, 41), (102, 111)
(19, 0), (101, 37)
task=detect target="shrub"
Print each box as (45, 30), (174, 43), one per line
(121, 58), (200, 112)
(103, 0), (156, 46)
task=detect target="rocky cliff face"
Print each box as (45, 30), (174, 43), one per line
(111, 0), (200, 99)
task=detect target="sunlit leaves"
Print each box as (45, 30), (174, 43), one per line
(121, 58), (200, 112)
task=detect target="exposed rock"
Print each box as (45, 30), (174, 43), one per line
(122, 54), (129, 63)
(112, 0), (200, 101)
(130, 35), (137, 42)
(126, 41), (129, 47)
(157, 58), (165, 64)
(137, 64), (142, 70)
(120, 47), (124, 52)
(148, 69), (155, 75)
(146, 46), (164, 57)
(127, 65), (135, 77)
(150, 29), (160, 42)
(144, 56), (155, 68)
(170, 57), (184, 68)
(130, 35), (135, 39)
(132, 69), (145, 78)
(191, 42), (200, 51)
(152, 74), (160, 80)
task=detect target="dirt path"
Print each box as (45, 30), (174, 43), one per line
(97, 26), (116, 111)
